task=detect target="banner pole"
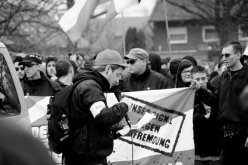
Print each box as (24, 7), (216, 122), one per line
(163, 0), (172, 56)
(121, 12), (126, 55)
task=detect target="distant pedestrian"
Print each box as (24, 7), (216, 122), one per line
(45, 56), (58, 81)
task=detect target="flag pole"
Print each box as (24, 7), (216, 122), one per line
(163, 0), (172, 56)
(121, 12), (126, 55)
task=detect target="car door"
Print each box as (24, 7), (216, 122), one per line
(0, 42), (31, 132)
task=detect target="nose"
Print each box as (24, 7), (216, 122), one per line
(222, 56), (226, 61)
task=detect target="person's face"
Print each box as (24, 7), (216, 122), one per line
(107, 66), (124, 88)
(127, 58), (146, 75)
(181, 66), (193, 83)
(47, 61), (56, 77)
(221, 45), (240, 69)
(24, 62), (39, 79)
(14, 62), (25, 79)
(192, 72), (208, 89)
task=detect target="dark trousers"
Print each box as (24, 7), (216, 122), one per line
(222, 126), (248, 165)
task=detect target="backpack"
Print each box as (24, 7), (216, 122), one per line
(47, 80), (84, 154)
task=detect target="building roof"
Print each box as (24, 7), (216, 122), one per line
(149, 0), (201, 22)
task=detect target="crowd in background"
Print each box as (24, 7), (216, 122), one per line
(10, 40), (248, 165)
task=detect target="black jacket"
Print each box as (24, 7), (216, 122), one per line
(23, 71), (60, 96)
(198, 66), (248, 132)
(193, 92), (222, 157)
(64, 68), (128, 164)
(122, 67), (173, 92)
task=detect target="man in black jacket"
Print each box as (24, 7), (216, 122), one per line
(22, 54), (60, 96)
(63, 49), (131, 165)
(122, 48), (173, 91)
(194, 41), (248, 165)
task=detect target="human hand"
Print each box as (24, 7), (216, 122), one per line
(50, 75), (57, 81)
(120, 97), (132, 111)
(204, 111), (211, 119)
(117, 125), (139, 136)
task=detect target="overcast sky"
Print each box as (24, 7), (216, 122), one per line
(122, 0), (157, 17)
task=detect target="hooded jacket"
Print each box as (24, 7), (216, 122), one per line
(175, 60), (194, 88)
(64, 67), (128, 164)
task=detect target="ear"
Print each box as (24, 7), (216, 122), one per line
(237, 52), (242, 59)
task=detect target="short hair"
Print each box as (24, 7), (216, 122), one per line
(223, 41), (242, 54)
(55, 59), (72, 78)
(93, 64), (123, 73)
(191, 65), (208, 76)
(13, 56), (23, 63)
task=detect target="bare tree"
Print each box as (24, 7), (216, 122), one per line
(0, 0), (67, 53)
(165, 0), (248, 45)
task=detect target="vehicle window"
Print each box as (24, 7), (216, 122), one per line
(0, 53), (21, 117)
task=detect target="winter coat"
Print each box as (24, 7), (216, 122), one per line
(23, 71), (60, 96)
(122, 66), (173, 92)
(64, 67), (128, 164)
(198, 65), (248, 133)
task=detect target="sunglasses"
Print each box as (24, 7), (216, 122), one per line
(221, 53), (231, 58)
(15, 67), (24, 71)
(127, 59), (137, 65)
(25, 63), (37, 68)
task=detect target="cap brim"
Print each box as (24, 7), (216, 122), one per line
(117, 63), (129, 67)
(124, 54), (137, 60)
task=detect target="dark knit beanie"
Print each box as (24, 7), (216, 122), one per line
(182, 55), (197, 66)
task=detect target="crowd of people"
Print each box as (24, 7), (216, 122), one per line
(10, 40), (248, 165)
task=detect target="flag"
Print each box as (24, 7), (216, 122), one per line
(104, 0), (141, 24)
(108, 88), (195, 165)
(26, 87), (195, 165)
(58, 0), (100, 44)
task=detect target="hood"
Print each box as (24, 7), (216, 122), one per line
(73, 67), (110, 91)
(175, 60), (193, 88)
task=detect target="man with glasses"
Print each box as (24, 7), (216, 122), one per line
(194, 41), (248, 165)
(13, 56), (26, 89)
(122, 48), (173, 91)
(13, 56), (25, 80)
(21, 54), (60, 96)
